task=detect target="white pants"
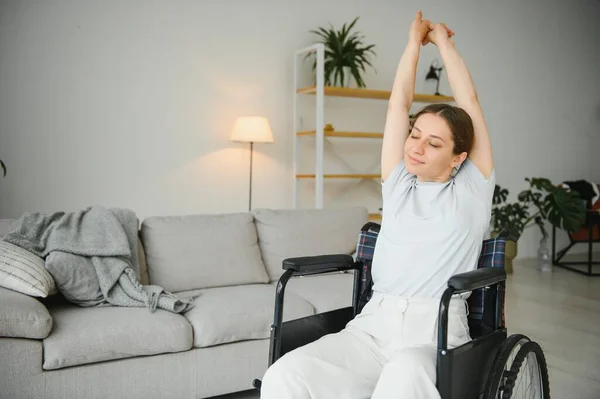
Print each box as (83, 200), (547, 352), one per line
(260, 291), (471, 399)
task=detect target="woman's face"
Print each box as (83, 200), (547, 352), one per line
(404, 113), (466, 181)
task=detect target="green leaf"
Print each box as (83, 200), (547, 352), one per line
(517, 189), (531, 202)
(526, 177), (555, 193)
(492, 201), (530, 236)
(349, 63), (362, 87)
(493, 184), (508, 205)
(544, 188), (586, 232)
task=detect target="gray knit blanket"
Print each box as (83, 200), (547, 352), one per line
(2, 206), (194, 313)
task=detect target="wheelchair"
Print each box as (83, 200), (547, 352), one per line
(253, 222), (550, 398)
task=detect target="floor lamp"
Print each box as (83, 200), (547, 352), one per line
(229, 116), (274, 211)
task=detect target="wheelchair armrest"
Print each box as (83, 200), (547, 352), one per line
(282, 254), (355, 274)
(447, 267), (506, 293)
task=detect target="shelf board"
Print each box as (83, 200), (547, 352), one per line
(297, 130), (383, 139)
(296, 86), (454, 103)
(296, 174), (381, 179)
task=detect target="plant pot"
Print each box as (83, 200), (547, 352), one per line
(492, 231), (517, 274)
(328, 66), (352, 87)
(504, 239), (517, 274)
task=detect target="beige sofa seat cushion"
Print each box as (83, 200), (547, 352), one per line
(275, 272), (357, 314)
(178, 284), (314, 348)
(141, 213), (269, 292)
(43, 303), (193, 370)
(0, 286), (53, 339)
(252, 207), (368, 281)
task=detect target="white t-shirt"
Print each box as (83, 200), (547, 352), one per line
(371, 158), (496, 298)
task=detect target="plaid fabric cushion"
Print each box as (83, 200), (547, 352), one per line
(356, 231), (378, 289)
(355, 222), (380, 310)
(354, 222), (509, 330)
(467, 236), (507, 329)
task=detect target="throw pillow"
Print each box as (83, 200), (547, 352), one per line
(0, 240), (56, 297)
(44, 251), (104, 306)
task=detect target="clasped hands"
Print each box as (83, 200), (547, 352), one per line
(410, 10), (455, 47)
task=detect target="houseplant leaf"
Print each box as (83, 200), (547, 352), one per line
(543, 189), (586, 233)
(526, 177), (555, 193)
(493, 184), (508, 205)
(492, 202), (529, 236)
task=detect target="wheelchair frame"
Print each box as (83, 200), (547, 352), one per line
(254, 228), (548, 398)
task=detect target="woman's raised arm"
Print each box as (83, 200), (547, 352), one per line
(428, 23), (494, 178)
(381, 11), (433, 182)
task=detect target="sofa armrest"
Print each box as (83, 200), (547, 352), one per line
(447, 268), (506, 294)
(0, 287), (53, 339)
(282, 254), (356, 274)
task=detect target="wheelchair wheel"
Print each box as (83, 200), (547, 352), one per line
(484, 334), (550, 398)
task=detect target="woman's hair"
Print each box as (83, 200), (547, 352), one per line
(410, 104), (474, 155)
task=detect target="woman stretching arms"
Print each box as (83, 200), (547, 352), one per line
(260, 11), (495, 398)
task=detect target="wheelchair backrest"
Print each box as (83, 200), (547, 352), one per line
(355, 222), (380, 311)
(354, 222), (516, 334)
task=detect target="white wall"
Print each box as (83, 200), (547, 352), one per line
(0, 0), (598, 258)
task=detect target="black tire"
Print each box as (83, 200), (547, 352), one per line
(484, 334), (531, 398)
(502, 341), (550, 398)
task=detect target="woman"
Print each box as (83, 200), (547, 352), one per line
(260, 11), (495, 398)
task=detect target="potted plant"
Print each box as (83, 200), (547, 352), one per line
(492, 178), (586, 273)
(491, 186), (527, 273)
(308, 17), (376, 88)
(517, 178), (586, 236)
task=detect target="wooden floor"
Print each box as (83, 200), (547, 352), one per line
(214, 256), (600, 399)
(504, 257), (600, 399)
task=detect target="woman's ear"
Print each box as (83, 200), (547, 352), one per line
(450, 152), (468, 168)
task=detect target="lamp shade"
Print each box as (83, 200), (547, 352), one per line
(425, 66), (439, 81)
(229, 116), (274, 143)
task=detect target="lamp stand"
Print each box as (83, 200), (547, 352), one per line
(426, 63), (444, 96)
(248, 141), (253, 211)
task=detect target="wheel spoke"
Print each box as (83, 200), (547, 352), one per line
(507, 345), (546, 399)
(484, 335), (549, 399)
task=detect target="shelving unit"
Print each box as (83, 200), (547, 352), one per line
(296, 85), (454, 103)
(296, 131), (383, 139)
(296, 174), (382, 179)
(293, 43), (454, 219)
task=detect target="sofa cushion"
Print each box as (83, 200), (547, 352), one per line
(0, 219), (57, 298)
(275, 272), (356, 313)
(0, 240), (57, 298)
(43, 303), (192, 370)
(0, 286), (53, 339)
(141, 213), (269, 292)
(252, 207), (369, 281)
(178, 284), (314, 348)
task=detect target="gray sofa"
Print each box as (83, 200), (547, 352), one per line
(0, 207), (368, 399)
